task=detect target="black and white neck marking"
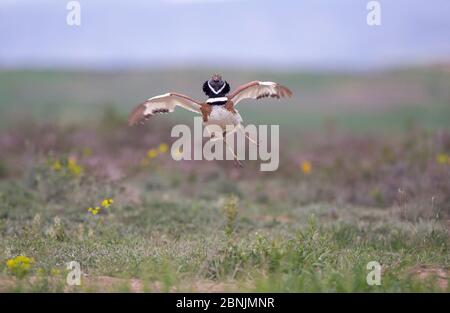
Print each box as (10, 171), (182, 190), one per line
(206, 97), (228, 105)
(208, 81), (227, 95)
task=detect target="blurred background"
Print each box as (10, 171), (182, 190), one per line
(0, 0), (449, 129)
(0, 0), (449, 210)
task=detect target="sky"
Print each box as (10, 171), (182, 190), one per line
(0, 0), (449, 70)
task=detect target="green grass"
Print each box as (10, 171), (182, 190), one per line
(0, 168), (448, 292)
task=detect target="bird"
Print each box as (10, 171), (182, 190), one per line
(128, 74), (292, 165)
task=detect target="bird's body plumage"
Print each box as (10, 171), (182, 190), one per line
(205, 105), (243, 129)
(130, 76), (290, 136)
(128, 76), (292, 128)
(128, 75), (292, 165)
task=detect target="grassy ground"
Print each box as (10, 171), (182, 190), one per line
(0, 68), (449, 292)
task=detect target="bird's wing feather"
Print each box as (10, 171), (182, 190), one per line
(128, 92), (202, 126)
(228, 81), (292, 106)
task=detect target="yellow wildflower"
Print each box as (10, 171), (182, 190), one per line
(50, 268), (61, 276)
(300, 161), (312, 175)
(6, 255), (34, 278)
(87, 207), (100, 215)
(68, 157), (83, 176)
(436, 153), (449, 165)
(158, 143), (169, 153)
(51, 160), (62, 171)
(101, 198), (114, 208)
(147, 149), (158, 159)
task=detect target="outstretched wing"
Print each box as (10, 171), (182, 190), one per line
(228, 81), (292, 106)
(128, 92), (202, 126)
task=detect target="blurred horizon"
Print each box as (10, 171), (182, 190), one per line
(1, 0), (449, 134)
(1, 0), (450, 71)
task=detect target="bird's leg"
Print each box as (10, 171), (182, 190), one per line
(223, 131), (243, 167)
(200, 103), (212, 122)
(225, 100), (236, 114)
(238, 124), (259, 146)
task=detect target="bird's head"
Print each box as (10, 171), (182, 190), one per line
(203, 74), (230, 97)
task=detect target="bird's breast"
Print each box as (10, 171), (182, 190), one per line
(205, 105), (243, 128)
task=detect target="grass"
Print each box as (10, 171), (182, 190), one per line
(0, 191), (448, 292)
(0, 67), (449, 292)
(0, 142), (449, 292)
